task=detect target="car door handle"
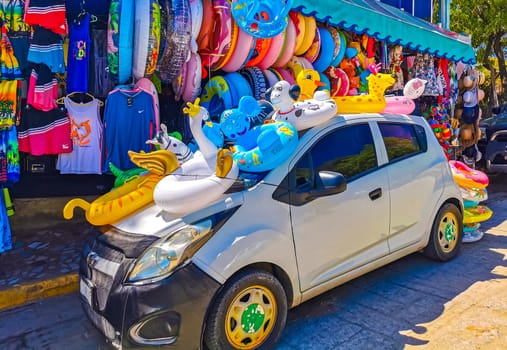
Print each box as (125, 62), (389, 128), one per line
(369, 188), (382, 201)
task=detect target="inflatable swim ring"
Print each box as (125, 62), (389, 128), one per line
(449, 160), (489, 189)
(294, 14), (316, 56)
(303, 25), (321, 63)
(382, 95), (416, 114)
(200, 75), (233, 117)
(221, 22), (254, 73)
(273, 16), (296, 68)
(157, 0), (191, 84)
(258, 29), (285, 70)
(230, 0), (292, 38)
(181, 52), (203, 102)
(245, 37), (272, 67)
(108, 0), (135, 84)
(232, 120), (298, 172)
(189, 0), (204, 50)
(199, 0), (232, 70)
(239, 66), (269, 99)
(272, 67), (295, 85)
(197, 0), (213, 52)
(464, 222), (480, 232)
(325, 66), (350, 97)
(459, 186), (488, 203)
(263, 69), (281, 88)
(63, 173), (163, 226)
(463, 205), (493, 224)
(328, 26), (346, 67)
(286, 55), (313, 81)
(133, 0), (161, 80)
(223, 72), (253, 106)
(312, 26), (335, 72)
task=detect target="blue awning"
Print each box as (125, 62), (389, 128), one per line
(292, 0), (476, 64)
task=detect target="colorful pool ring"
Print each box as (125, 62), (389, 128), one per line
(200, 75), (233, 117)
(303, 26), (321, 63)
(258, 29), (285, 70)
(463, 223), (480, 233)
(273, 16), (296, 68)
(312, 26), (335, 72)
(197, 0), (213, 52)
(459, 185), (488, 203)
(133, 0), (161, 80)
(272, 67), (295, 85)
(240, 66), (269, 99)
(232, 120), (298, 172)
(449, 160), (489, 189)
(263, 69), (281, 88)
(463, 205), (493, 224)
(230, 0), (293, 38)
(245, 37), (272, 67)
(63, 173), (162, 226)
(328, 26), (346, 67)
(382, 96), (416, 114)
(182, 52), (203, 102)
(157, 0), (191, 83)
(294, 14), (316, 56)
(290, 11), (305, 55)
(199, 0), (231, 69)
(286, 56), (314, 82)
(108, 0), (135, 84)
(212, 5), (237, 71)
(464, 199), (479, 208)
(221, 25), (255, 72)
(223, 72), (253, 107)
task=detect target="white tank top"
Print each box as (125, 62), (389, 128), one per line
(56, 97), (104, 174)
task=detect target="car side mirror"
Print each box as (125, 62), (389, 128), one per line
(309, 171), (347, 198)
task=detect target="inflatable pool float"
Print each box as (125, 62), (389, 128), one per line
(108, 0), (135, 83)
(157, 0), (191, 83)
(200, 75), (234, 117)
(182, 52), (203, 102)
(382, 95), (416, 114)
(63, 172), (165, 226)
(133, 0), (161, 80)
(449, 160), (489, 189)
(257, 29), (285, 70)
(294, 14), (316, 56)
(239, 66), (269, 100)
(332, 65), (395, 114)
(289, 11), (305, 54)
(189, 0), (203, 50)
(296, 69), (326, 101)
(273, 16), (296, 68)
(153, 99), (239, 215)
(232, 120), (298, 172)
(459, 186), (488, 203)
(221, 22), (254, 73)
(403, 78), (427, 99)
(245, 37), (272, 67)
(462, 229), (484, 243)
(303, 24), (321, 63)
(269, 80), (337, 131)
(286, 55), (313, 81)
(312, 26), (335, 72)
(271, 67), (295, 85)
(463, 222), (480, 233)
(230, 0), (292, 38)
(463, 205), (493, 224)
(328, 26), (346, 67)
(199, 0), (232, 69)
(219, 95), (260, 141)
(223, 72), (253, 107)
(325, 66), (350, 97)
(263, 69), (281, 88)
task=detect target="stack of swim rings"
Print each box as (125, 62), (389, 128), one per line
(449, 160), (493, 243)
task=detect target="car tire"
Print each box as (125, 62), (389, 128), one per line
(204, 268), (288, 350)
(424, 203), (463, 262)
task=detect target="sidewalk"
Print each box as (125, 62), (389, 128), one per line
(1, 183), (506, 312)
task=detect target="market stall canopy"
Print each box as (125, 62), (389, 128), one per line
(292, 0), (476, 64)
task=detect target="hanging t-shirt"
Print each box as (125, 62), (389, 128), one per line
(102, 88), (156, 172)
(17, 106), (72, 155)
(56, 96), (103, 174)
(66, 13), (90, 93)
(0, 79), (17, 129)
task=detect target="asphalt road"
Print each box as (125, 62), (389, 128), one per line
(1, 173), (506, 350)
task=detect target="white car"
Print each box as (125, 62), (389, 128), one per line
(80, 113), (464, 350)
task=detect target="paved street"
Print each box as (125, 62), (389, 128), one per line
(1, 174), (506, 350)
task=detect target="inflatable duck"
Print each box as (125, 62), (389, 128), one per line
(296, 69), (327, 101)
(332, 64), (395, 114)
(268, 80), (337, 131)
(150, 98), (239, 215)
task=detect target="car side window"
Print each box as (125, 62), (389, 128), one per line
(378, 123), (427, 162)
(295, 123), (378, 188)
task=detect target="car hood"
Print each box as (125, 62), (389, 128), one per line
(481, 114), (507, 128)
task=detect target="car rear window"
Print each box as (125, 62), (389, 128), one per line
(378, 122), (427, 162)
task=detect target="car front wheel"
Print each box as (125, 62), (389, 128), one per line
(204, 269), (288, 350)
(424, 203), (463, 261)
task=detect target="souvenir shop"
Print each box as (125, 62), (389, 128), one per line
(0, 0), (477, 252)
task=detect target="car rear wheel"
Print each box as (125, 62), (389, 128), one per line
(424, 203), (463, 261)
(204, 269), (287, 350)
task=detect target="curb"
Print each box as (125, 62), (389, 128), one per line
(0, 273), (78, 311)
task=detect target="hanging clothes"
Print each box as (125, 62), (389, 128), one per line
(27, 63), (58, 111)
(0, 24), (23, 80)
(66, 13), (91, 93)
(0, 190), (12, 253)
(411, 53), (439, 96)
(0, 125), (19, 184)
(102, 87), (157, 173)
(24, 0), (68, 35)
(0, 79), (18, 129)
(56, 96), (103, 174)
(27, 26), (66, 74)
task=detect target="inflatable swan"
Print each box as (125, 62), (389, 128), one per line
(268, 80), (337, 131)
(150, 98), (239, 215)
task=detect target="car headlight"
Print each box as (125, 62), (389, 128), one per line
(126, 207), (239, 284)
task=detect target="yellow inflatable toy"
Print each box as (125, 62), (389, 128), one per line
(63, 150), (179, 226)
(296, 69), (326, 100)
(463, 205), (493, 224)
(294, 14), (316, 56)
(333, 64), (395, 114)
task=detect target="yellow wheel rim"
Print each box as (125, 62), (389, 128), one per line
(437, 211), (459, 253)
(224, 285), (277, 349)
